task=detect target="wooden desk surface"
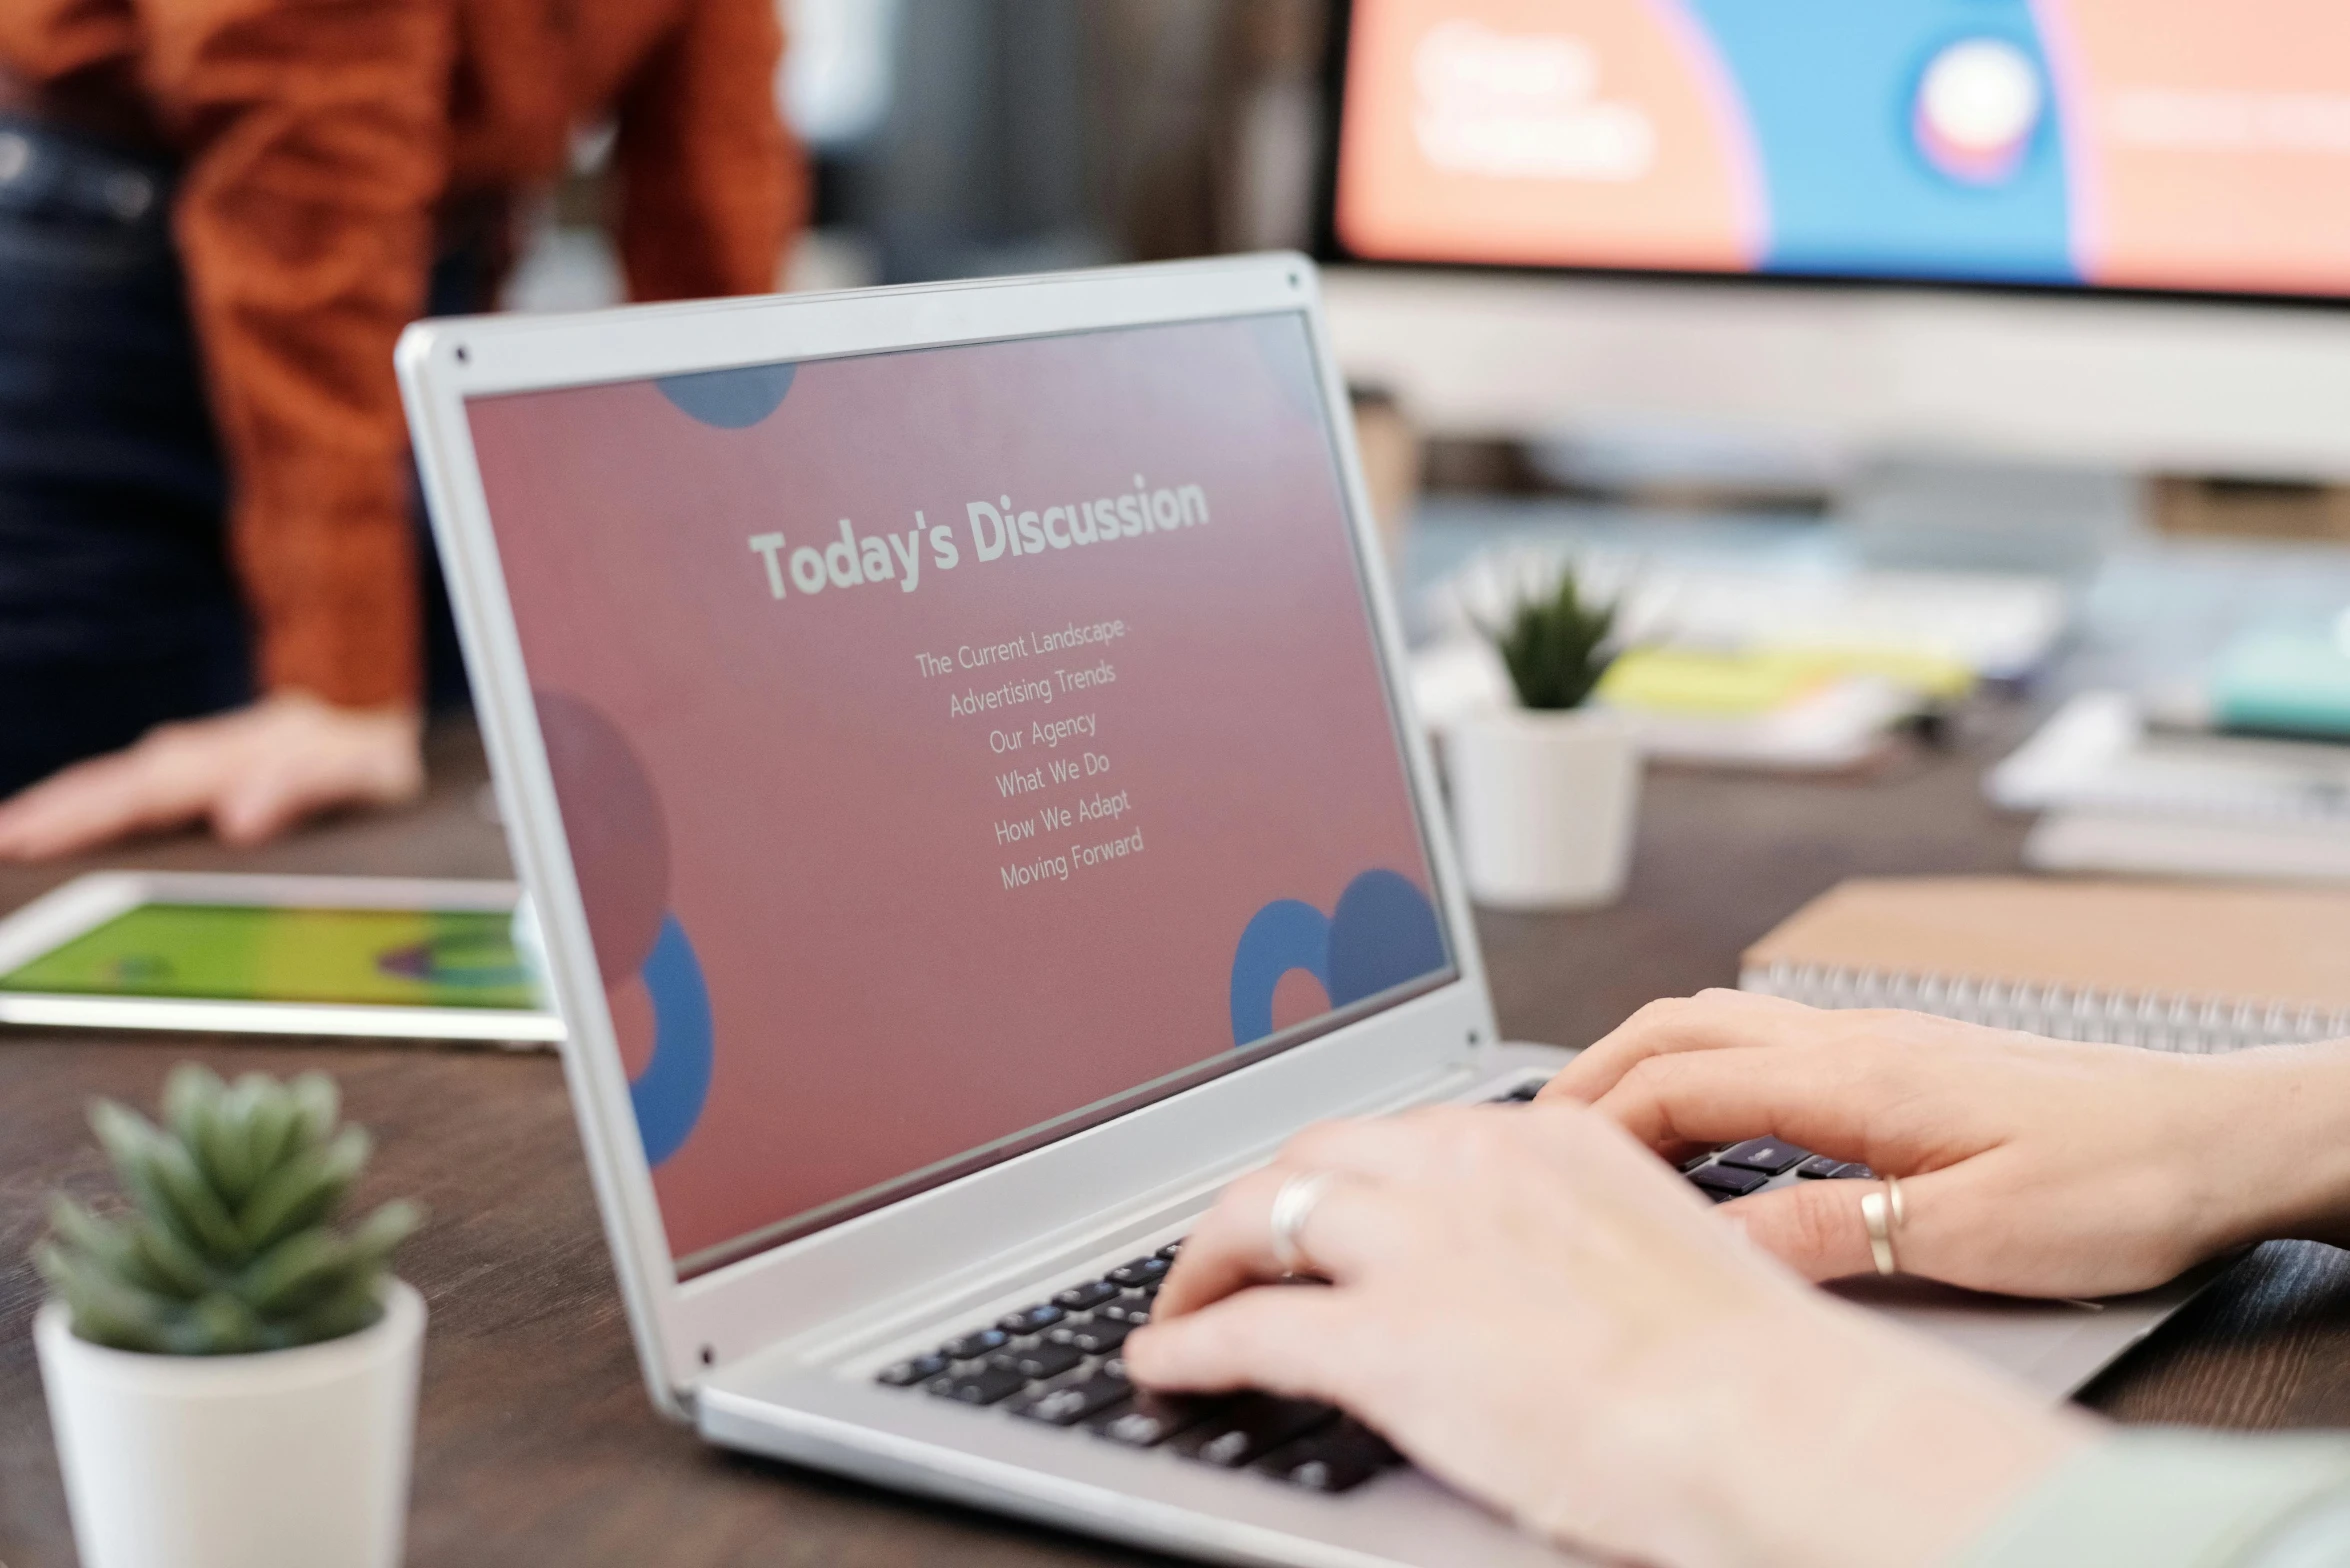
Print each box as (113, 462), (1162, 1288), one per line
(6, 717), (2350, 1567)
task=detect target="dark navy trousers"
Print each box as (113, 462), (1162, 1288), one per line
(0, 115), (474, 797)
(0, 117), (249, 795)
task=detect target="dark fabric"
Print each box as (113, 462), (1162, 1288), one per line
(2, 0), (799, 707)
(0, 115), (248, 795)
(0, 115), (488, 798)
(418, 238), (490, 715)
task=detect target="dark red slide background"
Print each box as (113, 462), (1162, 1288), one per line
(468, 314), (1440, 1267)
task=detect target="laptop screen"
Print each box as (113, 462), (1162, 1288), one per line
(465, 311), (1454, 1277)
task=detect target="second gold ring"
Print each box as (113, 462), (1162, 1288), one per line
(1859, 1174), (1907, 1277)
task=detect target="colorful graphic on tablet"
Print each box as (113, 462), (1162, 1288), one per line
(1336, 0), (2350, 297)
(0, 905), (538, 1010)
(468, 314), (1451, 1274)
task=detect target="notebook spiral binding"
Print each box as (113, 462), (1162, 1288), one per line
(1740, 959), (2350, 1056)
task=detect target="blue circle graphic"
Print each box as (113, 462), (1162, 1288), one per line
(629, 914), (713, 1167)
(1227, 870), (1448, 1048)
(655, 362), (796, 428)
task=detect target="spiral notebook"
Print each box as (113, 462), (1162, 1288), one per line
(1738, 877), (2350, 1054)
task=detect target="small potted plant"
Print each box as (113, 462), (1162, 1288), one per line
(33, 1065), (424, 1568)
(1449, 567), (1642, 908)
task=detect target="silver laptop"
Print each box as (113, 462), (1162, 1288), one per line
(398, 254), (2194, 1568)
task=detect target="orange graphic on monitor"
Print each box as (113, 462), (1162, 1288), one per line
(2047, 0), (2350, 295)
(1336, 0), (1760, 271)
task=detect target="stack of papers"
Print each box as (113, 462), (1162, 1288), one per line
(1412, 638), (1938, 772)
(1989, 691), (2350, 882)
(1424, 544), (2069, 682)
(1414, 546), (2065, 771)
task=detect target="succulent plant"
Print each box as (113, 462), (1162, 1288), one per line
(1485, 567), (1618, 711)
(35, 1065), (421, 1355)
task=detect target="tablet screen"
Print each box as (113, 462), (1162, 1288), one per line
(0, 904), (538, 1011)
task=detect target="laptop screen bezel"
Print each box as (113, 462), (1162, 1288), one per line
(398, 255), (1499, 1409)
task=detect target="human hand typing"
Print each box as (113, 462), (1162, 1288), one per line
(1541, 990), (2350, 1298)
(1126, 1104), (2086, 1568)
(0, 691), (424, 859)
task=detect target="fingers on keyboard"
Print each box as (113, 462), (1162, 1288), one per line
(877, 1244), (1402, 1494)
(1681, 1138), (1875, 1200)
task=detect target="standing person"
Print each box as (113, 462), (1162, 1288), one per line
(0, 0), (804, 856)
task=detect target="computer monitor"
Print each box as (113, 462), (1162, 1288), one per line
(1316, 0), (2350, 483)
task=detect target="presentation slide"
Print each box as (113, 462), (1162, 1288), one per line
(1337, 0), (2350, 297)
(466, 315), (1450, 1273)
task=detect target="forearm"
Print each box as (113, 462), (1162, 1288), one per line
(1566, 1294), (2093, 1568)
(1957, 1430), (2350, 1568)
(149, 0), (450, 708)
(2196, 1042), (2350, 1253)
(613, 0), (800, 302)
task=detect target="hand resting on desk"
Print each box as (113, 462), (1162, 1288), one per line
(1126, 1104), (2088, 1568)
(1541, 990), (2350, 1299)
(0, 691), (423, 859)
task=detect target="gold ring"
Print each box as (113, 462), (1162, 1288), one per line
(1860, 1175), (1906, 1277)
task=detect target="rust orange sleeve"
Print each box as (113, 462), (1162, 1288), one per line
(140, 0), (455, 708)
(611, 0), (804, 304)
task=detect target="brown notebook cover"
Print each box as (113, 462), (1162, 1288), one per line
(1739, 877), (2350, 1050)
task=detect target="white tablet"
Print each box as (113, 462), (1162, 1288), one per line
(0, 871), (562, 1044)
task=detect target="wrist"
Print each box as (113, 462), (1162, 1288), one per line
(1797, 1320), (2095, 1568)
(1591, 1295), (2092, 1568)
(2199, 1043), (2350, 1250)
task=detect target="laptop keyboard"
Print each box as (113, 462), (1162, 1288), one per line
(1490, 1078), (1874, 1195)
(1681, 1138), (1873, 1195)
(873, 1238), (1405, 1493)
(869, 1075), (1857, 1497)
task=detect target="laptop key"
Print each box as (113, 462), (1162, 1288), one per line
(991, 1340), (1085, 1381)
(997, 1302), (1067, 1336)
(1106, 1256), (1170, 1288)
(1686, 1163), (1769, 1200)
(1795, 1155), (1846, 1179)
(1172, 1394), (1338, 1468)
(1717, 1137), (1809, 1175)
(925, 1365), (1030, 1406)
(1089, 1390), (1218, 1448)
(1009, 1370), (1133, 1427)
(1831, 1162), (1875, 1180)
(942, 1328), (1011, 1360)
(1047, 1316), (1133, 1355)
(1257, 1418), (1400, 1494)
(1053, 1280), (1121, 1311)
(875, 1352), (950, 1387)
(1156, 1240), (1184, 1260)
(1095, 1292), (1153, 1325)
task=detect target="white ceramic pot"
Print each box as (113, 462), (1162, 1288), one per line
(1447, 705), (1642, 909)
(36, 1281), (425, 1568)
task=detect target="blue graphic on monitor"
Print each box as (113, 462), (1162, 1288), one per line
(656, 362), (797, 428)
(1681, 0), (2075, 284)
(629, 914), (713, 1166)
(1229, 870), (1448, 1046)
